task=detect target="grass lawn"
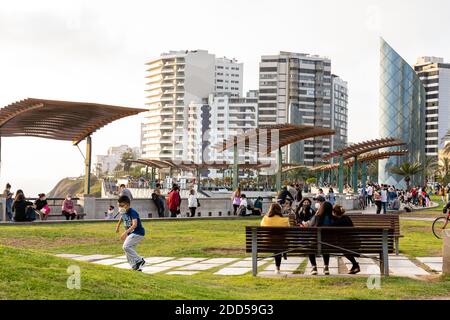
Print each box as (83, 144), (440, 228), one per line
(0, 218), (449, 300)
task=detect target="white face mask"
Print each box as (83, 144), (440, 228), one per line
(315, 203), (321, 210)
(67, 197), (71, 201)
(118, 207), (127, 214)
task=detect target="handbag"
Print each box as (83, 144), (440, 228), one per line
(41, 204), (51, 215)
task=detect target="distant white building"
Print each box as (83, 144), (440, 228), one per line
(94, 145), (141, 176)
(141, 50), (244, 161)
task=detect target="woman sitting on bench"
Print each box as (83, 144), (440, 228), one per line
(62, 195), (77, 220)
(260, 203), (289, 274)
(331, 205), (360, 274)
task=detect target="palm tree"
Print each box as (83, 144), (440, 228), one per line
(424, 156), (438, 184)
(388, 162), (423, 191)
(438, 158), (450, 185)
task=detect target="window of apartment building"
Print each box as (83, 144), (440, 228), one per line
(426, 124), (438, 130)
(427, 93), (439, 100)
(217, 86), (223, 89)
(216, 79), (223, 82)
(260, 67), (278, 72)
(217, 66), (224, 69)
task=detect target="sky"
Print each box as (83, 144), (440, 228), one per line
(1, 0), (450, 196)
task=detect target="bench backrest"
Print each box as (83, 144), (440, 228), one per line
(245, 226), (395, 255)
(288, 213), (400, 236)
(347, 214), (400, 236)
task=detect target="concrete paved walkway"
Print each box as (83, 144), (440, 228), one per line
(55, 253), (442, 278)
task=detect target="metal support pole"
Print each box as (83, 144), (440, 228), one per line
(361, 161), (367, 188)
(338, 155), (344, 193)
(233, 143), (239, 190)
(276, 147), (282, 192)
(84, 135), (92, 195)
(196, 168), (201, 192)
(151, 167), (156, 188)
(352, 156), (358, 194)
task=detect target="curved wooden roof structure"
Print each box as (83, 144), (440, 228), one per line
(0, 98), (146, 145)
(213, 124), (335, 155)
(322, 138), (406, 161)
(312, 149), (409, 172)
(130, 159), (271, 171)
(282, 163), (311, 173)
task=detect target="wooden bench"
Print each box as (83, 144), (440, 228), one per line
(245, 226), (395, 276)
(347, 214), (402, 255)
(289, 213), (402, 255)
(45, 213), (86, 220)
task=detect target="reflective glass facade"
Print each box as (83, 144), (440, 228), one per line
(378, 38), (426, 188)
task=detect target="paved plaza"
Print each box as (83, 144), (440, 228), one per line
(55, 253), (443, 278)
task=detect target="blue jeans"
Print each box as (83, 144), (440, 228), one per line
(381, 202), (387, 214)
(6, 199), (13, 221)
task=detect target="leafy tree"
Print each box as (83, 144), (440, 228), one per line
(437, 158), (450, 185)
(423, 156), (438, 184)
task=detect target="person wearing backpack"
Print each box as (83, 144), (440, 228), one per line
(167, 184), (181, 218)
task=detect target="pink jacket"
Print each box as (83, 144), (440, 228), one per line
(62, 200), (75, 213)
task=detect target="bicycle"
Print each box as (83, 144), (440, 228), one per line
(432, 209), (450, 239)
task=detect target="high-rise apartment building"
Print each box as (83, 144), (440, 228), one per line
(331, 75), (348, 151)
(414, 56), (450, 158)
(142, 50), (243, 161)
(215, 57), (243, 97)
(258, 51), (342, 166)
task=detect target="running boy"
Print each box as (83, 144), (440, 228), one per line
(115, 196), (146, 271)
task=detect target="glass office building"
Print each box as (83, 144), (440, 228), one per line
(378, 38), (426, 188)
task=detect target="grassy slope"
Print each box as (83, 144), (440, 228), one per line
(1, 245), (449, 300)
(0, 218), (449, 300)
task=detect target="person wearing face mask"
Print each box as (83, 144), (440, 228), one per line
(115, 195), (146, 271)
(62, 195), (77, 220)
(34, 193), (50, 220)
(294, 198), (315, 226)
(302, 196), (334, 275)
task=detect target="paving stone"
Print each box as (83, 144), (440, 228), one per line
(305, 257), (339, 275)
(264, 263), (301, 271)
(228, 260), (269, 268)
(55, 254), (84, 259)
(390, 266), (429, 276)
(93, 258), (127, 265)
(390, 259), (419, 267)
(200, 258), (240, 264)
(72, 254), (113, 262)
(142, 257), (175, 264)
(424, 263), (443, 272)
(166, 271), (199, 276)
(114, 263), (132, 269)
(153, 260), (197, 268)
(214, 268), (252, 275)
(176, 257), (209, 262)
(417, 257), (443, 264)
(258, 271), (292, 277)
(141, 266), (174, 274)
(177, 263), (223, 271)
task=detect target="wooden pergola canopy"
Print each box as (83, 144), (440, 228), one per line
(282, 163), (310, 173)
(130, 159), (271, 171)
(322, 138), (406, 161)
(312, 149), (409, 172)
(0, 98), (146, 145)
(213, 124), (335, 155)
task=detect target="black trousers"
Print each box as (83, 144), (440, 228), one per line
(309, 254), (330, 267)
(233, 204), (239, 215)
(274, 254), (282, 268)
(189, 207), (196, 217)
(62, 211), (76, 220)
(345, 255), (359, 267)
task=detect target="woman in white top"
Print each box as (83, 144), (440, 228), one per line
(188, 189), (198, 217)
